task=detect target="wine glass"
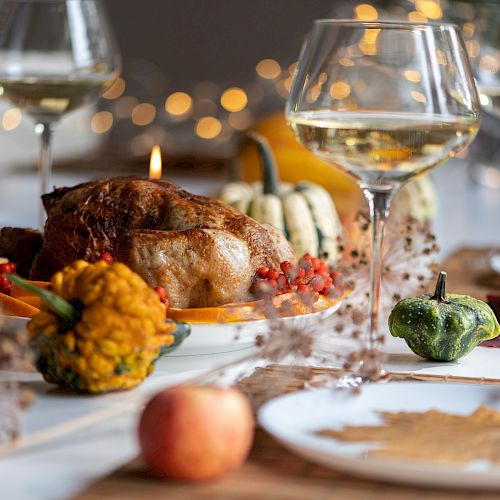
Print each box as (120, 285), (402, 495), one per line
(286, 21), (480, 353)
(0, 0), (121, 226)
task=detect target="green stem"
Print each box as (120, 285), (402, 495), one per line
(431, 271), (448, 303)
(7, 274), (75, 325)
(247, 131), (281, 195)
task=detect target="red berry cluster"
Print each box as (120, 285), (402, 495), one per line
(0, 258), (16, 295)
(253, 253), (342, 300)
(154, 286), (169, 309)
(98, 251), (113, 264)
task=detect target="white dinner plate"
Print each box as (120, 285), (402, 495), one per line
(170, 301), (343, 356)
(0, 302), (342, 357)
(0, 315), (29, 335)
(258, 383), (500, 490)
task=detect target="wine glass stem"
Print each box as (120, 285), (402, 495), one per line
(362, 188), (395, 350)
(35, 122), (54, 228)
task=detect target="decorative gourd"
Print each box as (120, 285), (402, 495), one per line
(220, 132), (343, 263)
(9, 260), (177, 392)
(389, 271), (500, 361)
(238, 112), (361, 215)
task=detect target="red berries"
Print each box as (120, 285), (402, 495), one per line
(280, 261), (292, 275)
(267, 268), (279, 280)
(252, 254), (343, 301)
(0, 275), (11, 295)
(0, 258), (16, 295)
(98, 251), (113, 264)
(0, 262), (15, 274)
(257, 266), (269, 278)
(154, 286), (169, 308)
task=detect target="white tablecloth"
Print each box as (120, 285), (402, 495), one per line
(0, 160), (499, 500)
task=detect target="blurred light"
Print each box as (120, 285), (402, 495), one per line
(436, 50), (447, 66)
(330, 81), (351, 100)
(359, 29), (380, 56)
(416, 0), (442, 19)
(193, 98), (217, 118)
(288, 62), (298, 75)
(463, 22), (475, 38)
(275, 79), (290, 98)
(228, 109), (253, 130)
(284, 76), (293, 92)
(115, 96), (139, 118)
(131, 103), (156, 126)
(319, 73), (328, 85)
(90, 111), (113, 133)
(465, 39), (480, 58)
(195, 116), (222, 139)
(193, 81), (220, 100)
(479, 93), (490, 107)
(480, 55), (499, 74)
(306, 84), (321, 103)
(411, 90), (426, 103)
(102, 78), (126, 100)
(354, 4), (378, 20)
(165, 91), (193, 116)
(256, 58), (281, 79)
(149, 145), (162, 179)
(483, 166), (500, 188)
(408, 11), (428, 22)
(404, 70), (422, 83)
(1, 108), (21, 131)
(339, 58), (355, 67)
(220, 87), (248, 112)
(245, 83), (265, 104)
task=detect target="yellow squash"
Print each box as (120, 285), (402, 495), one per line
(24, 260), (174, 393)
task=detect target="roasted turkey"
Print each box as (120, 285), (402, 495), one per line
(30, 177), (295, 308)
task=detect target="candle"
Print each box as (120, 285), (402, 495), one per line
(149, 145), (162, 179)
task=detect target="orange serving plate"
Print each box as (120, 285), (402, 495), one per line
(1, 281), (344, 323)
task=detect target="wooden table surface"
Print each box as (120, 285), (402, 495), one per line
(74, 363), (500, 500)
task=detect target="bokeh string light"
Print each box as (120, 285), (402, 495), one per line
(1, 108), (22, 132)
(1, 0), (492, 159)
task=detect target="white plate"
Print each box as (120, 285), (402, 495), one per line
(171, 301), (342, 356)
(258, 383), (500, 490)
(0, 315), (29, 335)
(0, 303), (342, 357)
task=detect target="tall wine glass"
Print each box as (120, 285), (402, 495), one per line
(0, 0), (120, 226)
(287, 21), (480, 353)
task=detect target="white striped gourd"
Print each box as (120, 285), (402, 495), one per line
(219, 132), (343, 263)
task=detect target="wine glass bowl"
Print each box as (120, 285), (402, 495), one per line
(286, 20), (480, 352)
(0, 0), (120, 225)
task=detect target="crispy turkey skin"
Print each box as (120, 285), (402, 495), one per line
(31, 177), (295, 307)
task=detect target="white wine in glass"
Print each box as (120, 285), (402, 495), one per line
(287, 21), (480, 364)
(290, 111), (478, 185)
(0, 76), (116, 122)
(0, 0), (121, 227)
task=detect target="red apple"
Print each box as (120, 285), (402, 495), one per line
(138, 385), (254, 481)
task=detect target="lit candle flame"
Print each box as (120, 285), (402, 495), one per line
(149, 145), (162, 179)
